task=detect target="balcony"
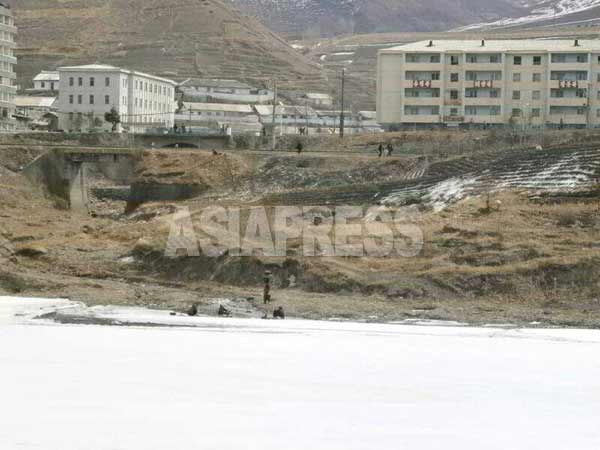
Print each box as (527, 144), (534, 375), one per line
(444, 98), (462, 106)
(402, 114), (441, 123)
(403, 97), (442, 106)
(404, 63), (442, 71)
(0, 24), (17, 34)
(549, 62), (589, 71)
(468, 80), (498, 89)
(402, 79), (442, 89)
(547, 115), (588, 125)
(443, 115), (465, 123)
(548, 97), (588, 107)
(463, 115), (504, 124)
(464, 63), (502, 72)
(550, 79), (587, 89)
(463, 97), (502, 105)
(0, 69), (15, 79)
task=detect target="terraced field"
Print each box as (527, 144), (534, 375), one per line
(263, 146), (600, 208)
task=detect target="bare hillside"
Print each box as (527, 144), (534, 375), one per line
(229, 0), (600, 37)
(14, 0), (327, 92)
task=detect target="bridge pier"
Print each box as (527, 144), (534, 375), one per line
(68, 162), (89, 213)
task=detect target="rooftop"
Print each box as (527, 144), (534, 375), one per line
(181, 102), (254, 113)
(57, 64), (177, 85)
(255, 105), (318, 116)
(382, 39), (600, 54)
(15, 96), (57, 108)
(181, 79), (255, 90)
(305, 93), (332, 99)
(33, 71), (60, 82)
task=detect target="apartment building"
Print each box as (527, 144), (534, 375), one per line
(57, 64), (176, 133)
(377, 39), (600, 129)
(0, 2), (16, 130)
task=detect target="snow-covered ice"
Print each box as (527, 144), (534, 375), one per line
(1, 296), (600, 449)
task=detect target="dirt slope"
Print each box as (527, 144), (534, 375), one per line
(15, 0), (326, 91)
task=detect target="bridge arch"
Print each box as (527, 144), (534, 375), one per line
(162, 142), (199, 149)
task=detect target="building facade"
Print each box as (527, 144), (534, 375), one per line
(175, 102), (262, 134)
(57, 64), (176, 133)
(32, 71), (60, 92)
(179, 79), (274, 105)
(0, 2), (16, 130)
(377, 39), (600, 129)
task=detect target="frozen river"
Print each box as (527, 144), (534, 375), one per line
(1, 296), (600, 449)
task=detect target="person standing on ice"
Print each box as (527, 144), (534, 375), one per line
(263, 271), (272, 304)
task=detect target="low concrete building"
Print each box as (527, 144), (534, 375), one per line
(179, 79), (274, 104)
(316, 110), (359, 130)
(305, 92), (333, 108)
(255, 104), (320, 134)
(57, 64), (176, 133)
(357, 111), (383, 133)
(175, 102), (262, 134)
(32, 71), (59, 92)
(14, 96), (57, 129)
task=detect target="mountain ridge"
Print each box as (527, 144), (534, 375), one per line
(228, 0), (600, 36)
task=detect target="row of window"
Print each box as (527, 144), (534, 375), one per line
(67, 111), (171, 125)
(0, 76), (14, 87)
(69, 93), (172, 111)
(0, 45), (13, 57)
(0, 91), (13, 102)
(408, 88), (593, 100)
(0, 15), (14, 27)
(409, 72), (595, 82)
(409, 106), (593, 117)
(0, 30), (13, 42)
(38, 81), (56, 90)
(67, 76), (173, 97)
(69, 94), (111, 105)
(132, 79), (171, 97)
(69, 76), (111, 88)
(406, 54), (600, 65)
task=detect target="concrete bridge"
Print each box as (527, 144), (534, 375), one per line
(24, 149), (137, 213)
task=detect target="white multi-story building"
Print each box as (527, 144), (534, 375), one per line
(0, 2), (16, 130)
(57, 64), (176, 133)
(377, 39), (600, 129)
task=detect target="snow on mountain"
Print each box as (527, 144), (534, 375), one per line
(228, 0), (527, 36)
(229, 0), (600, 36)
(457, 0), (600, 30)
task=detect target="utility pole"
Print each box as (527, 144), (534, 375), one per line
(305, 98), (309, 135)
(339, 68), (346, 139)
(271, 80), (278, 151)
